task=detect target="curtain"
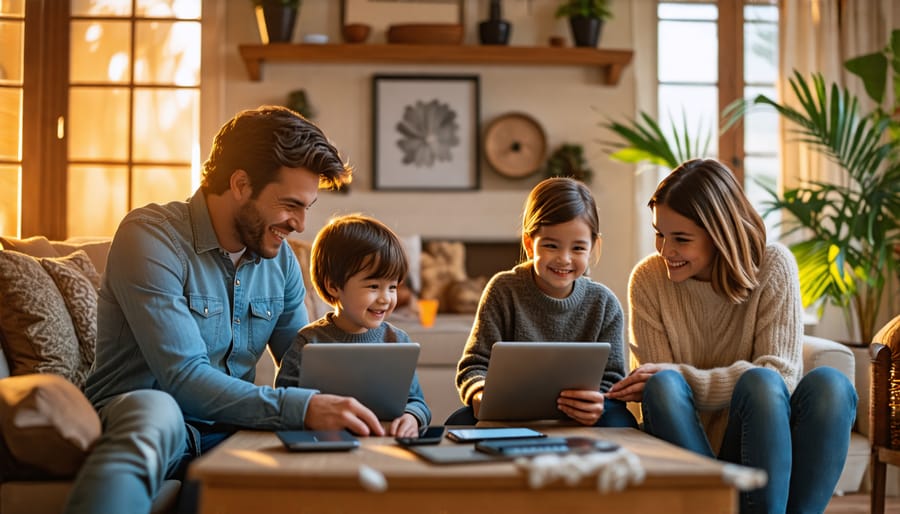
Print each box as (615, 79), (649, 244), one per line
(778, 0), (895, 191)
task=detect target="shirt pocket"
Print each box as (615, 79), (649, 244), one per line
(248, 298), (284, 358)
(188, 295), (225, 349)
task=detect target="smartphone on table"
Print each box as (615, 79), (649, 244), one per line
(396, 426), (446, 446)
(445, 427), (545, 443)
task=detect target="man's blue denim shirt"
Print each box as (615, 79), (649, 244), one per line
(84, 190), (315, 429)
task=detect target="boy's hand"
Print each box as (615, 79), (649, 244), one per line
(304, 393), (385, 436)
(389, 413), (419, 438)
(557, 389), (605, 426)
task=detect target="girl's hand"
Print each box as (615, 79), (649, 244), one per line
(390, 413), (420, 438)
(557, 389), (605, 426)
(606, 363), (666, 402)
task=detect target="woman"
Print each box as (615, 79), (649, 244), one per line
(607, 159), (857, 513)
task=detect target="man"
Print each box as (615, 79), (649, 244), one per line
(65, 106), (384, 514)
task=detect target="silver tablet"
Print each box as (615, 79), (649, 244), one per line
(477, 342), (610, 421)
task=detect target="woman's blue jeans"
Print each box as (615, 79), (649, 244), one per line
(641, 367), (857, 514)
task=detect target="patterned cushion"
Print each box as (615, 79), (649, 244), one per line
(40, 252), (98, 380)
(0, 250), (98, 388)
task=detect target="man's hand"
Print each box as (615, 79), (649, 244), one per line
(389, 413), (419, 438)
(558, 389), (606, 426)
(304, 394), (385, 436)
(606, 363), (666, 403)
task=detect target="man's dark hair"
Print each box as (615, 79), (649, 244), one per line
(201, 105), (352, 196)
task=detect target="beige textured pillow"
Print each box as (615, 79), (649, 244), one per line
(0, 236), (60, 258)
(40, 251), (98, 379)
(287, 238), (331, 321)
(0, 373), (101, 477)
(0, 250), (92, 387)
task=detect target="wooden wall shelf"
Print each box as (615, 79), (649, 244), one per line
(238, 44), (633, 86)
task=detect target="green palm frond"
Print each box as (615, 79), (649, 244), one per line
(600, 109), (710, 169)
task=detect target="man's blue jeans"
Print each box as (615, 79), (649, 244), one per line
(641, 367), (856, 514)
(64, 390), (234, 514)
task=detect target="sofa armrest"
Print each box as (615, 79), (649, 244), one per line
(802, 335), (855, 381)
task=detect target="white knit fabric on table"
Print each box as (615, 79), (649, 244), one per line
(515, 448), (645, 493)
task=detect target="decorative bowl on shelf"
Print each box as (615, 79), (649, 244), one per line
(386, 23), (463, 45)
(342, 23), (371, 44)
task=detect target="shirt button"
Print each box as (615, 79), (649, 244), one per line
(267, 310), (271, 317)
(235, 318), (240, 324)
(235, 279), (240, 286)
(204, 307), (208, 315)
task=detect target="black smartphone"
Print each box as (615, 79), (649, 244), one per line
(275, 430), (360, 452)
(396, 425), (446, 446)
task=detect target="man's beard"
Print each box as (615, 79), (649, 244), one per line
(235, 200), (278, 259)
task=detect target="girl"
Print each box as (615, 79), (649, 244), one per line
(607, 159), (857, 513)
(453, 177), (637, 427)
(275, 214), (431, 438)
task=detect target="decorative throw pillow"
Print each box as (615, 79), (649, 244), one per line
(0, 236), (60, 258)
(0, 250), (93, 388)
(286, 238), (331, 321)
(0, 373), (101, 477)
(40, 251), (99, 381)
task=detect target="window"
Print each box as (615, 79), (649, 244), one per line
(0, 1), (24, 237)
(657, 0), (780, 234)
(1, 0), (201, 239)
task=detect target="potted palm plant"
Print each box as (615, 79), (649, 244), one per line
(554, 0), (612, 48)
(729, 40), (900, 344)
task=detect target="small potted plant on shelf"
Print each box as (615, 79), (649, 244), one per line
(252, 0), (301, 44)
(555, 0), (613, 48)
(544, 143), (594, 183)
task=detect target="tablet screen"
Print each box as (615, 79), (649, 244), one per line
(446, 427), (545, 442)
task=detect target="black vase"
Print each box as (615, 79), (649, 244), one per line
(569, 16), (603, 48)
(257, 1), (298, 44)
(479, 0), (511, 45)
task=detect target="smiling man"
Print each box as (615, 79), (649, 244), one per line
(64, 106), (378, 514)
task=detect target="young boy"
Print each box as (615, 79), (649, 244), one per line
(275, 214), (431, 437)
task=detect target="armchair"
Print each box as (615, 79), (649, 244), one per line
(868, 314), (900, 514)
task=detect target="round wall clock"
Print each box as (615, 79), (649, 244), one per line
(483, 112), (547, 179)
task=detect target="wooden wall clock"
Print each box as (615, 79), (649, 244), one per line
(483, 112), (547, 179)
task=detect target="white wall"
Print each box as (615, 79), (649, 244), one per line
(217, 0), (646, 305)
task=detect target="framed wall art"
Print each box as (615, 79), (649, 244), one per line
(372, 74), (480, 191)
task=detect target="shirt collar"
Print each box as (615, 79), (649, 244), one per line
(188, 189), (223, 256)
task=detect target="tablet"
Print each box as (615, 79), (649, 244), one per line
(477, 342), (611, 421)
(276, 430), (360, 452)
(298, 342), (420, 420)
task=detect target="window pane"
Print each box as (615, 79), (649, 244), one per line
(137, 0), (201, 19)
(71, 21), (132, 84)
(0, 88), (21, 159)
(744, 155), (780, 239)
(745, 4), (778, 23)
(72, 0), (131, 16)
(658, 3), (717, 20)
(745, 21), (777, 84)
(135, 21), (200, 85)
(0, 1), (24, 15)
(0, 165), (19, 237)
(659, 21), (717, 83)
(744, 86), (779, 154)
(133, 89), (198, 162)
(69, 87), (130, 161)
(0, 20), (23, 84)
(68, 165), (128, 237)
(132, 165), (191, 208)
(659, 84), (719, 158)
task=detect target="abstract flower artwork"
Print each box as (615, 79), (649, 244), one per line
(396, 99), (460, 167)
(373, 75), (480, 190)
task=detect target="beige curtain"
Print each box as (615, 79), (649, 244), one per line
(778, 0), (895, 191)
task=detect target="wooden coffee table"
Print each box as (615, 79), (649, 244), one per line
(188, 426), (738, 514)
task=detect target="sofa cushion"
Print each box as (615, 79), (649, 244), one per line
(0, 236), (59, 258)
(0, 373), (101, 477)
(0, 250), (98, 387)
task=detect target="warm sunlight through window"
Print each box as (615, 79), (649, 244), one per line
(0, 1), (23, 237)
(68, 0), (200, 237)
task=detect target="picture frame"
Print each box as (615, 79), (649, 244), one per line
(372, 74), (480, 191)
(342, 0), (464, 44)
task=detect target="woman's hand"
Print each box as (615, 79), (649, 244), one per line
(557, 389), (605, 426)
(390, 413), (420, 438)
(472, 390), (483, 418)
(606, 363), (666, 402)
